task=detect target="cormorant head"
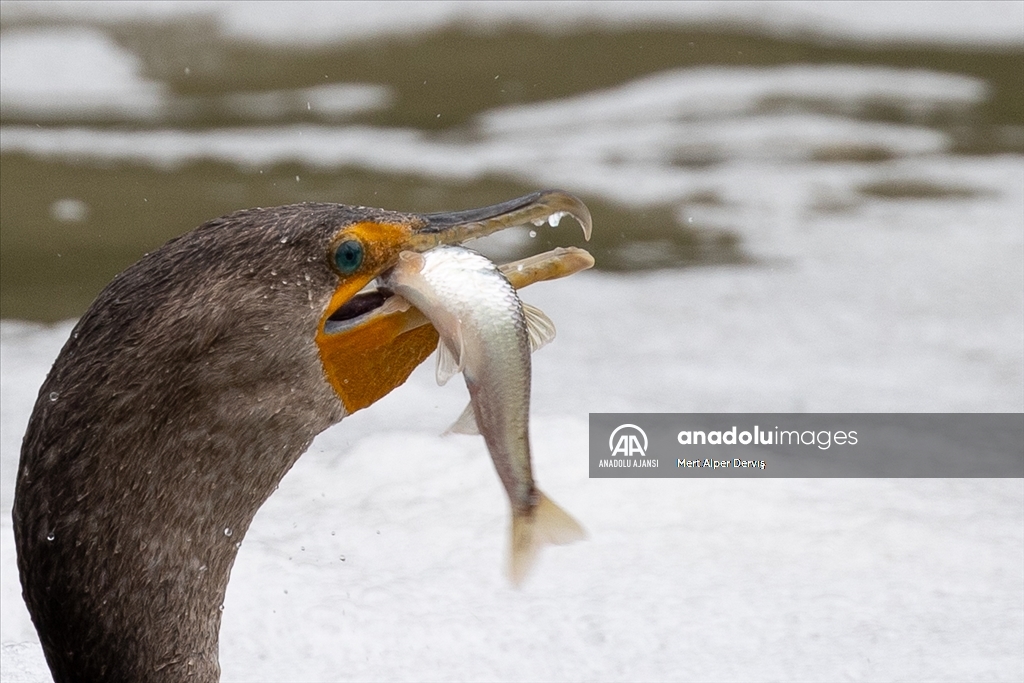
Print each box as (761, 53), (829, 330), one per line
(312, 190), (591, 413)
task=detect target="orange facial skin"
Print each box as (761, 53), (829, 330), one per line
(314, 220), (439, 414)
(317, 314), (439, 414)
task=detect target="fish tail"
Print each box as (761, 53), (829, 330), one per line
(508, 491), (586, 587)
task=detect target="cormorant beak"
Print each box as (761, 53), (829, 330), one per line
(408, 189), (592, 250)
(323, 190), (592, 335)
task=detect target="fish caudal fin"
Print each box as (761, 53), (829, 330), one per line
(508, 491), (586, 587)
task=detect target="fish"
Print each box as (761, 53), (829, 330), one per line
(380, 245), (586, 585)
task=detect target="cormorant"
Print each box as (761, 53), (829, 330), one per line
(13, 191), (592, 682)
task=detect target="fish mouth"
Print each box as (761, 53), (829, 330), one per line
(408, 189), (592, 250)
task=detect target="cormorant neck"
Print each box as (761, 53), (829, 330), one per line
(13, 238), (344, 680)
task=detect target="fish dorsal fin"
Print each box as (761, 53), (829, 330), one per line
(522, 303), (556, 352)
(435, 320), (465, 386)
(444, 402), (479, 435)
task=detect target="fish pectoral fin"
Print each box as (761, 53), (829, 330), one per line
(507, 491), (587, 588)
(435, 321), (466, 386)
(522, 303), (556, 352)
(443, 402), (479, 435)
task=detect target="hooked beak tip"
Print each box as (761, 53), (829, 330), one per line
(412, 189), (592, 249)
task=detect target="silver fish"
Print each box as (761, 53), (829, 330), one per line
(381, 245), (586, 585)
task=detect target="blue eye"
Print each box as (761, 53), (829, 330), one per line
(333, 240), (364, 274)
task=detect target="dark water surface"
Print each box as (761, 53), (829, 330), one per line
(1, 12), (1021, 320)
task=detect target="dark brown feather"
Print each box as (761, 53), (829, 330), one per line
(13, 203), (400, 682)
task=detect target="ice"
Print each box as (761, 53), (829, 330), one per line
(0, 26), (166, 120)
(0, 65), (985, 216)
(479, 65), (987, 133)
(2, 1), (1021, 47)
(0, 28), (393, 123)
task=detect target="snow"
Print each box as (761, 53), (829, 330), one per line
(2, 317), (1023, 679)
(2, 181), (1022, 677)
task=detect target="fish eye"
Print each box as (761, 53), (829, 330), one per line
(333, 239), (364, 275)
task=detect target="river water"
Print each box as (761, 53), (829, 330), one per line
(1, 1), (1021, 319)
